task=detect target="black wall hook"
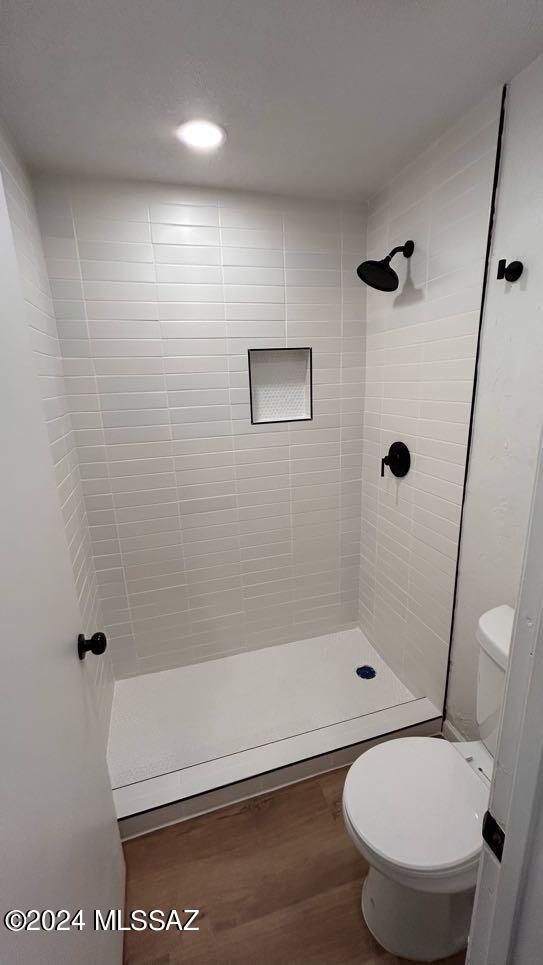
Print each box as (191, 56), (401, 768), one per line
(78, 632), (107, 660)
(497, 259), (523, 282)
(381, 441), (411, 478)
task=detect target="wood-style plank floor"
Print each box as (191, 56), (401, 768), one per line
(123, 767), (466, 965)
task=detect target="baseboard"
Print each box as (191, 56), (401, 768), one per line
(118, 715), (442, 840)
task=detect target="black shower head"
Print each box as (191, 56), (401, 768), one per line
(357, 258), (399, 292)
(356, 240), (414, 292)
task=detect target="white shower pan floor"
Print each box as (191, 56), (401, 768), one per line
(108, 627), (440, 818)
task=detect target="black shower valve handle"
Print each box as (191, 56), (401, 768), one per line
(380, 441), (411, 479)
(497, 258), (523, 282)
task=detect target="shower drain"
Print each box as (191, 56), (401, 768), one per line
(356, 665), (376, 680)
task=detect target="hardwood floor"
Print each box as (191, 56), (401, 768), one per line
(123, 767), (466, 965)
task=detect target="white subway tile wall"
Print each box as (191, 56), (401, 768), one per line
(359, 91), (501, 708)
(0, 125), (113, 733)
(35, 177), (366, 677)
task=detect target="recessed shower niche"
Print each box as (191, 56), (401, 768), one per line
(248, 347), (313, 424)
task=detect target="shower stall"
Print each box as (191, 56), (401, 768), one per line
(0, 84), (503, 834)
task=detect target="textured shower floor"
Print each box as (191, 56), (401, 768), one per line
(108, 627), (440, 818)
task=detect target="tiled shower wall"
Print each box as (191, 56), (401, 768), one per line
(359, 91), (501, 709)
(0, 124), (113, 733)
(35, 177), (366, 678)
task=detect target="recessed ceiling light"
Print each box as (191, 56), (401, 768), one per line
(175, 119), (226, 151)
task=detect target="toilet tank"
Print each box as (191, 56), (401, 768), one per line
(476, 605), (514, 756)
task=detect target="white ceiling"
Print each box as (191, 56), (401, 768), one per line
(1, 0), (543, 201)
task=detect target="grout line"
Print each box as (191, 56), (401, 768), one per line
(218, 201), (244, 649)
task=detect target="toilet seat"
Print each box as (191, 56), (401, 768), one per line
(343, 738), (488, 889)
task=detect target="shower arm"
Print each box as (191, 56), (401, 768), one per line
(384, 242), (413, 263)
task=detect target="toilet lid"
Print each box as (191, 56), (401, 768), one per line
(343, 738), (489, 874)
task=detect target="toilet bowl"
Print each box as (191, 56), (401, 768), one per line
(343, 737), (489, 960)
(342, 604), (514, 962)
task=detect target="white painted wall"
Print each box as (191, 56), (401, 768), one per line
(34, 177), (366, 678)
(0, 122), (114, 735)
(360, 93), (501, 709)
(448, 54), (543, 738)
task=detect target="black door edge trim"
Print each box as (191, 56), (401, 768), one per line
(442, 85), (508, 722)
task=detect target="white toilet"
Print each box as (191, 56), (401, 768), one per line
(343, 604), (514, 962)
